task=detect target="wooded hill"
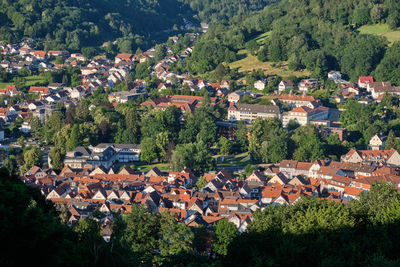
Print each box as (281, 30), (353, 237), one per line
(185, 0), (400, 83)
(0, 0), (195, 51)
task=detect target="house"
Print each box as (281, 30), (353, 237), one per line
(254, 80), (267, 91)
(141, 95), (218, 114)
(282, 106), (329, 127)
(71, 53), (85, 61)
(341, 148), (400, 167)
(108, 90), (147, 103)
(368, 133), (387, 150)
(278, 80), (294, 92)
(277, 94), (320, 109)
(29, 86), (49, 96)
(228, 103), (281, 123)
(367, 81), (400, 99)
(70, 87), (86, 99)
(298, 79), (318, 92)
(279, 160), (298, 179)
(0, 85), (19, 96)
(20, 121), (31, 133)
(31, 50), (47, 60)
(64, 146), (116, 169)
(227, 91), (253, 103)
(358, 76), (374, 89)
(328, 71), (342, 81)
(48, 50), (69, 58)
(267, 173), (289, 186)
(91, 143), (141, 162)
(115, 54), (133, 64)
(64, 143), (141, 169)
(28, 101), (44, 110)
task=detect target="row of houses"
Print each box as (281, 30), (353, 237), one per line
(22, 148), (400, 241)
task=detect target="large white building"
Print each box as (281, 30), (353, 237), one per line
(282, 106), (329, 127)
(228, 103), (281, 123)
(276, 94), (320, 109)
(64, 143), (141, 169)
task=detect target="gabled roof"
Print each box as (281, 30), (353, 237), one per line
(358, 76), (374, 84)
(290, 106), (312, 113)
(278, 94), (316, 102)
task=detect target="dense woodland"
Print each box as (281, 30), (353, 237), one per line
(4, 167), (400, 266)
(181, 0), (400, 83)
(0, 0), (195, 51)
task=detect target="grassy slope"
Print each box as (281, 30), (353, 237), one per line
(228, 31), (309, 77)
(358, 24), (400, 45)
(215, 152), (250, 168)
(130, 162), (171, 172)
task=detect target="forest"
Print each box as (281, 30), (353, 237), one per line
(3, 166), (400, 266)
(0, 0), (195, 51)
(181, 0), (400, 83)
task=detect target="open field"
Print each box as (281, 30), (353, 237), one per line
(25, 75), (46, 86)
(130, 162), (171, 172)
(215, 152), (250, 169)
(0, 75), (46, 89)
(229, 50), (309, 77)
(0, 82), (11, 89)
(358, 24), (400, 45)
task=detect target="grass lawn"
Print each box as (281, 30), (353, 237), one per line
(25, 75), (47, 86)
(358, 24), (400, 45)
(0, 82), (12, 89)
(215, 152), (250, 168)
(0, 75), (46, 89)
(254, 31), (271, 45)
(130, 161), (171, 172)
(229, 50), (309, 77)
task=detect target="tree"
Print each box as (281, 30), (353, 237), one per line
(235, 121), (249, 152)
(3, 155), (17, 176)
(156, 131), (170, 162)
(352, 7), (370, 26)
(340, 35), (386, 81)
(159, 212), (194, 257)
(141, 137), (158, 163)
(66, 124), (81, 151)
(215, 63), (226, 81)
(118, 205), (160, 263)
(155, 44), (167, 61)
(0, 168), (83, 266)
(213, 219), (238, 256)
(170, 141), (215, 174)
(81, 47), (97, 60)
(374, 43), (400, 86)
(263, 134), (288, 163)
(219, 136), (232, 155)
(257, 46), (268, 62)
(196, 176), (208, 190)
(55, 57), (64, 64)
(73, 218), (106, 267)
(349, 182), (400, 225)
(386, 130), (397, 150)
(22, 148), (42, 174)
(244, 164), (257, 177)
(246, 39), (259, 55)
(50, 147), (65, 171)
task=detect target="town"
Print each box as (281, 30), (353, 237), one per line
(1, 27), (400, 245)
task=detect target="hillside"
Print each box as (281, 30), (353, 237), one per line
(179, 0), (280, 23)
(184, 0), (400, 82)
(359, 23), (400, 45)
(0, 0), (195, 51)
